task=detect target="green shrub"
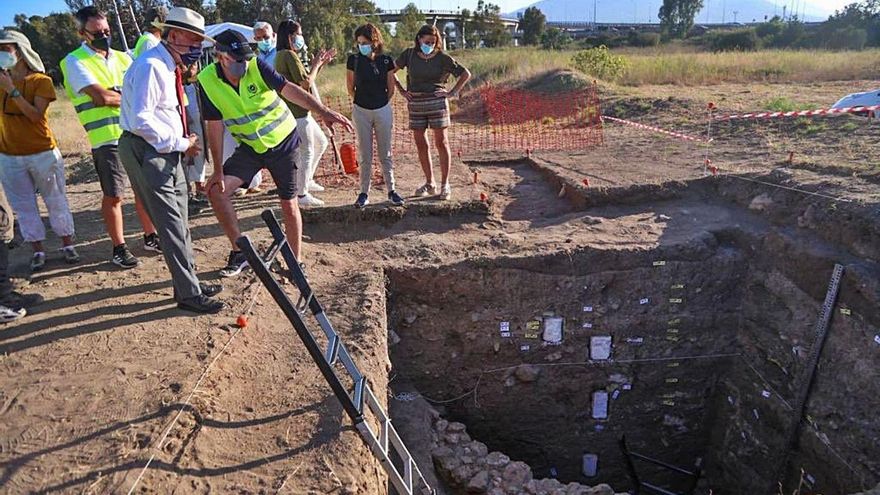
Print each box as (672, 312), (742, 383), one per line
(570, 45), (628, 81)
(579, 33), (627, 49)
(825, 27), (868, 50)
(541, 27), (572, 50)
(711, 29), (761, 51)
(628, 31), (661, 47)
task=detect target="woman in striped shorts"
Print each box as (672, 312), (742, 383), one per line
(394, 25), (470, 200)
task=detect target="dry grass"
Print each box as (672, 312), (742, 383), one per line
(48, 93), (89, 158)
(620, 49), (880, 86)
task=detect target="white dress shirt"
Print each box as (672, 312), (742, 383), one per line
(120, 43), (190, 154)
(63, 42), (132, 148)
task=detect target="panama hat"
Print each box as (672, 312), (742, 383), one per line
(152, 7), (213, 41)
(0, 29), (45, 73)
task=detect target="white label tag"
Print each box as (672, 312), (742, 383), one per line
(874, 335), (880, 345)
(583, 305), (593, 312)
(501, 331), (511, 338)
(583, 322), (593, 329)
(753, 409), (760, 420)
(622, 383), (632, 390)
(761, 390), (771, 398)
(520, 344), (530, 351)
(626, 337), (644, 344)
(612, 390), (620, 400)
(500, 321), (510, 331)
(639, 298), (649, 305)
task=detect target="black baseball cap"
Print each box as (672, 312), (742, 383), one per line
(214, 29), (255, 61)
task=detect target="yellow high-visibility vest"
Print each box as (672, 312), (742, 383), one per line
(60, 46), (131, 148)
(197, 59), (295, 154)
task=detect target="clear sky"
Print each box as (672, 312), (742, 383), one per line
(1, 0), (857, 28)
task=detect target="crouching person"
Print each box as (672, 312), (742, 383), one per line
(199, 30), (352, 278)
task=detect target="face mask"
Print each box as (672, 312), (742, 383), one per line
(90, 36), (111, 52)
(0, 52), (17, 70)
(227, 59), (247, 78)
(179, 45), (203, 66)
(293, 35), (305, 51)
(358, 44), (372, 56)
(420, 43), (435, 55)
(257, 39), (274, 53)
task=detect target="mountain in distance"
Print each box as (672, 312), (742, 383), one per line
(507, 0), (833, 24)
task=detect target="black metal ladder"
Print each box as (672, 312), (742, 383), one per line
(236, 209), (433, 495)
(619, 435), (703, 495)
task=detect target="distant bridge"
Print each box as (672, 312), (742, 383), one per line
(355, 9), (519, 48)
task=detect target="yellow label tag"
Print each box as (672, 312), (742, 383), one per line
(667, 328), (679, 334)
(662, 400), (675, 406)
(668, 318), (681, 326)
(666, 336), (680, 342)
(840, 308), (852, 316)
(526, 320), (541, 330)
(653, 260), (666, 267)
(667, 362), (680, 368)
(666, 378), (679, 384)
(669, 298), (683, 304)
(671, 284), (685, 290)
(525, 332), (539, 339)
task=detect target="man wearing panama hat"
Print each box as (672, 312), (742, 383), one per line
(118, 7), (224, 314)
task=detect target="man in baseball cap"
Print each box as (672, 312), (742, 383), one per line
(199, 29), (352, 277)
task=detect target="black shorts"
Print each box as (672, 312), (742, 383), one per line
(223, 132), (300, 200)
(92, 144), (128, 198)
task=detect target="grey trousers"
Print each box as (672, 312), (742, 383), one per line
(353, 103), (396, 195)
(118, 133), (201, 300)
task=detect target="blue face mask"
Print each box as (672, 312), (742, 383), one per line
(420, 42), (435, 55)
(293, 35), (305, 51)
(180, 45), (203, 66)
(358, 43), (372, 56)
(257, 39), (274, 53)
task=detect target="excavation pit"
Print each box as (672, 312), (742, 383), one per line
(386, 180), (880, 495)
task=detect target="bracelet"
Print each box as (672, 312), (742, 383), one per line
(9, 88), (21, 98)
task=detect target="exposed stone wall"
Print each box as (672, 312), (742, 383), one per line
(431, 419), (623, 495)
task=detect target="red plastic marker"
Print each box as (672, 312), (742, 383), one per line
(480, 192), (489, 202)
(582, 178), (590, 187)
(237, 315), (248, 329)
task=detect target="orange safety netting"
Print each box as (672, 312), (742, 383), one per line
(314, 84), (603, 186)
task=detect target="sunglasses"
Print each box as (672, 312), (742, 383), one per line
(84, 29), (111, 38)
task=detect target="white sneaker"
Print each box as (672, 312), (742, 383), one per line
(415, 183), (437, 197)
(0, 305), (26, 323)
(308, 181), (325, 192)
(440, 183), (452, 200)
(298, 193), (325, 207)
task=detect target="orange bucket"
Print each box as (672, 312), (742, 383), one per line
(340, 143), (358, 175)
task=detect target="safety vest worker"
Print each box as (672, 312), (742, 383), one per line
(198, 29), (352, 278)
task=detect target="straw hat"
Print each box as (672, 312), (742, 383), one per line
(152, 7), (213, 41)
(0, 29), (45, 73)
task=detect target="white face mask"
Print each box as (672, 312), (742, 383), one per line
(0, 51), (17, 70)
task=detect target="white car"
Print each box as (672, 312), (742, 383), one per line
(832, 89), (880, 118)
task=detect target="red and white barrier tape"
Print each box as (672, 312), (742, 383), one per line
(715, 105), (880, 121)
(601, 115), (707, 143)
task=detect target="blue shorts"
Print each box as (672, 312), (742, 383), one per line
(223, 131), (300, 200)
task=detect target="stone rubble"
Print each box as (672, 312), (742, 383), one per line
(431, 418), (626, 495)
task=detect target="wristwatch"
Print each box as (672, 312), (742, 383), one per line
(9, 88), (21, 98)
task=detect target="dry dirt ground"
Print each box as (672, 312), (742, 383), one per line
(0, 82), (878, 494)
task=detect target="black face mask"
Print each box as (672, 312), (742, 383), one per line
(90, 36), (111, 52)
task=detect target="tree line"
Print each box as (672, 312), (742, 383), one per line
(5, 0), (514, 83)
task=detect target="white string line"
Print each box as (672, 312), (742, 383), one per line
(126, 280), (262, 495)
(738, 356), (864, 479)
(738, 356), (794, 411)
(715, 170), (858, 203)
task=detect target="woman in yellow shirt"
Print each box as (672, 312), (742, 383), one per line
(0, 30), (78, 272)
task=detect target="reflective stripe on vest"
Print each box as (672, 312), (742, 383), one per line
(197, 59), (296, 154)
(60, 46), (131, 148)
